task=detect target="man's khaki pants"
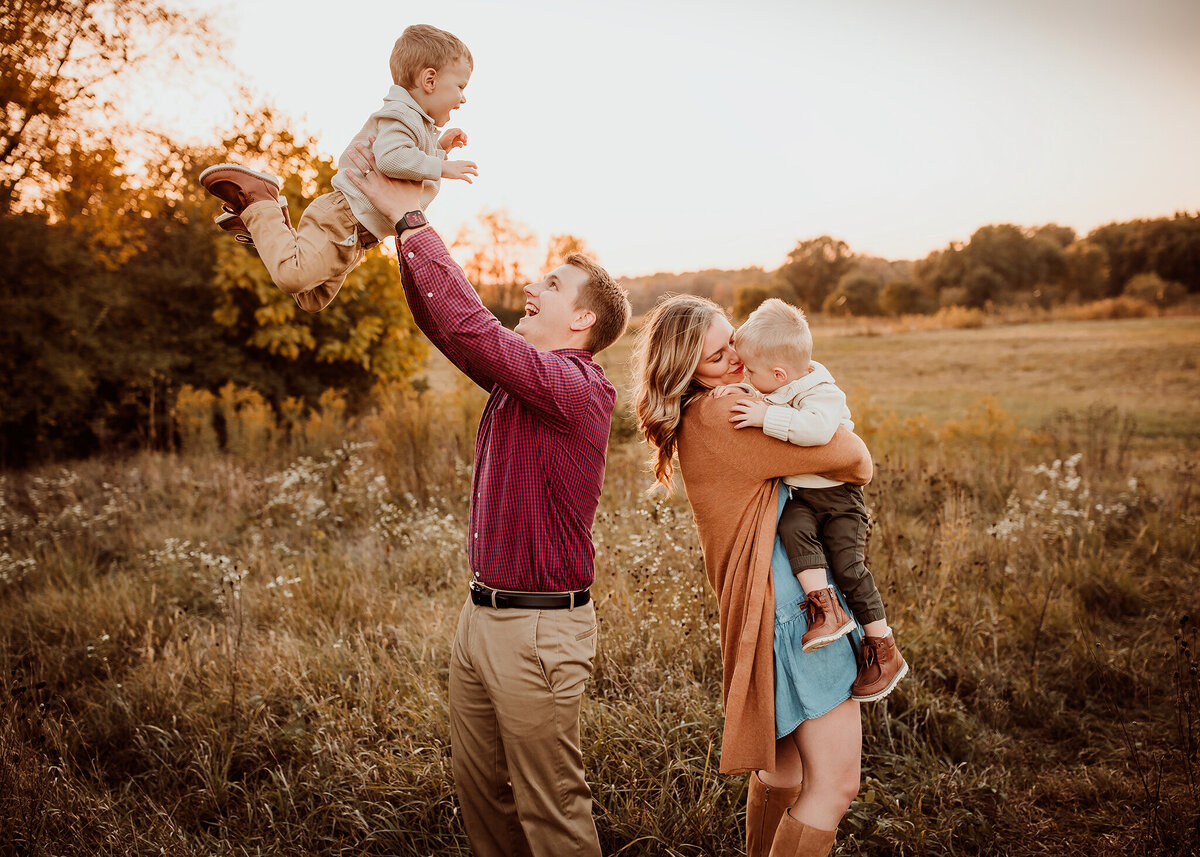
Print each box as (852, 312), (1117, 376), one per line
(449, 597), (601, 857)
(240, 190), (368, 313)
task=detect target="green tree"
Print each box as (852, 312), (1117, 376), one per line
(732, 285), (770, 320)
(1088, 212), (1200, 294)
(878, 279), (935, 316)
(776, 236), (853, 312)
(822, 271), (882, 316)
(912, 243), (966, 300)
(1030, 223), (1077, 248)
(1063, 240), (1110, 302)
(964, 225), (1044, 295)
(961, 265), (1005, 307)
(0, 106), (429, 465)
(207, 111), (427, 399)
(1123, 272), (1186, 308)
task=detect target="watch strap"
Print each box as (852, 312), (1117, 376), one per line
(396, 209), (427, 236)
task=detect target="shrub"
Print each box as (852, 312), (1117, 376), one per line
(1063, 296), (1156, 320)
(1123, 272), (1187, 308)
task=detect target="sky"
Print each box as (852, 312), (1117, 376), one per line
(162, 0), (1200, 278)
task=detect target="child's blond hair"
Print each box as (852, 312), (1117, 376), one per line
(389, 24), (473, 88)
(734, 298), (813, 370)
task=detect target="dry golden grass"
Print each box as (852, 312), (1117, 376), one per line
(2, 316), (1198, 855)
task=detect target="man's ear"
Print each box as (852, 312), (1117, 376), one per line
(570, 308), (597, 333)
(421, 67), (437, 92)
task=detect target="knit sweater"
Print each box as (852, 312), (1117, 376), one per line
(331, 85), (445, 241)
(761, 360), (855, 489)
(675, 394), (872, 774)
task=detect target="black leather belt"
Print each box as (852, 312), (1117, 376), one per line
(469, 581), (590, 610)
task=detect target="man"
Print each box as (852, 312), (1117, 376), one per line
(337, 147), (631, 856)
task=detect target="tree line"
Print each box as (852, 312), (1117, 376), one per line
(2, 0), (1197, 468)
(623, 216), (1199, 320)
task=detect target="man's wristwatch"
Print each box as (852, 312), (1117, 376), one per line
(396, 209), (427, 238)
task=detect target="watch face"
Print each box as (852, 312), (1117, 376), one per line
(405, 211), (425, 227)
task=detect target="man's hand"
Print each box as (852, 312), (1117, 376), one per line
(440, 128), (468, 152)
(442, 159), (478, 182)
(345, 140), (424, 224)
(730, 399), (768, 429)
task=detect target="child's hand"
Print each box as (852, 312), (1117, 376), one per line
(440, 128), (468, 153)
(442, 159), (478, 182)
(730, 399), (768, 429)
(709, 384), (742, 399)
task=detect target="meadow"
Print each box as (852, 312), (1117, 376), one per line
(2, 316), (1198, 856)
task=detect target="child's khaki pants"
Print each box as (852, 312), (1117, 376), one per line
(240, 190), (376, 313)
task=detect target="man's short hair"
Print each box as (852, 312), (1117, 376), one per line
(567, 253), (631, 354)
(390, 24), (473, 88)
(734, 298), (813, 369)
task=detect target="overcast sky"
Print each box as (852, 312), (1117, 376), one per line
(168, 0), (1200, 277)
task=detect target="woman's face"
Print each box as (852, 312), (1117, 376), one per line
(692, 315), (743, 388)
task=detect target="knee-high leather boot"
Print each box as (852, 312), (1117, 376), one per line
(768, 809), (837, 857)
(746, 772), (803, 857)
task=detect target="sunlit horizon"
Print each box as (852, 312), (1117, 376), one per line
(139, 0), (1200, 278)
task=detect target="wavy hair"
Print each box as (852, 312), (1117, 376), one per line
(632, 295), (726, 490)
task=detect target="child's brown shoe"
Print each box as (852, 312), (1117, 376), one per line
(199, 163), (282, 215)
(851, 632), (908, 702)
(800, 587), (856, 652)
(214, 196), (292, 243)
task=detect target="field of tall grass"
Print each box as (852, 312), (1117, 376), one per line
(2, 316), (1198, 856)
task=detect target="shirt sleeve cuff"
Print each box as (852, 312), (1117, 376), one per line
(399, 227), (447, 267)
(762, 405), (794, 442)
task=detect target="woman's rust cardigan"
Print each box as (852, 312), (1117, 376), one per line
(675, 394), (872, 774)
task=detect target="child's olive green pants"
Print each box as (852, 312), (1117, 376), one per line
(779, 482), (887, 625)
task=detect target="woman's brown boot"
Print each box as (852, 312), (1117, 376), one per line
(746, 772), (803, 857)
(768, 809), (836, 857)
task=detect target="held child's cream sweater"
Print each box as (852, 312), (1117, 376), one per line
(761, 360), (855, 490)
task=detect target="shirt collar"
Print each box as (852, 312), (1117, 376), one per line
(385, 85), (438, 127)
(764, 378), (808, 404)
(550, 347), (595, 362)
(762, 361), (833, 403)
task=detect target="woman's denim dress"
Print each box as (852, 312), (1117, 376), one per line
(770, 484), (862, 737)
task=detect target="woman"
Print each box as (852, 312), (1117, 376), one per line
(632, 295), (872, 857)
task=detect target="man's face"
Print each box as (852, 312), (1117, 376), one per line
(427, 58), (471, 126)
(514, 264), (591, 351)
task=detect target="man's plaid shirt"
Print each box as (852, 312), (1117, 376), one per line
(399, 229), (615, 592)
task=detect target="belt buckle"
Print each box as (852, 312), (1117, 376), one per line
(473, 580), (500, 609)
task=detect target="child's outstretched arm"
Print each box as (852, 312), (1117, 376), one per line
(438, 128), (477, 182)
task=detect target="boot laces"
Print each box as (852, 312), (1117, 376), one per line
(861, 636), (881, 667)
(801, 591), (825, 625)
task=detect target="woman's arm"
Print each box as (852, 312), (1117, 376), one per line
(693, 394), (872, 484)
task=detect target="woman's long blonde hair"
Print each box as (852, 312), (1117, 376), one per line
(632, 295), (727, 490)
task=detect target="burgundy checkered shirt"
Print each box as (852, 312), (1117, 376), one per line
(399, 228), (615, 592)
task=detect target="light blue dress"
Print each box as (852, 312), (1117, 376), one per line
(770, 484), (862, 737)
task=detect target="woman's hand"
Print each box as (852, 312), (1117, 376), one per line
(344, 139), (424, 223)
